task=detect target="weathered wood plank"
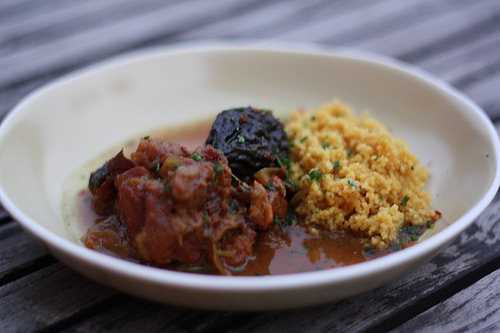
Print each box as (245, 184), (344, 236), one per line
(0, 0), (480, 90)
(53, 191), (500, 332)
(463, 72), (500, 117)
(392, 269), (500, 333)
(275, 0), (468, 44)
(0, 223), (50, 284)
(418, 30), (500, 84)
(0, 205), (9, 223)
(0, 0), (170, 45)
(352, 0), (500, 58)
(182, 0), (361, 39)
(0, 263), (115, 332)
(0, 0), (269, 89)
(0, 0), (69, 21)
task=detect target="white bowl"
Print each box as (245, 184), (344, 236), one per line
(0, 42), (498, 310)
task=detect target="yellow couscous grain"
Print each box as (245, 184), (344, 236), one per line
(285, 102), (440, 248)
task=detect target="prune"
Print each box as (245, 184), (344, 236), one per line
(88, 150), (135, 214)
(205, 107), (289, 181)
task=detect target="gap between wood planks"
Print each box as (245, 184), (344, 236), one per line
(371, 252), (500, 332)
(391, 267), (500, 332)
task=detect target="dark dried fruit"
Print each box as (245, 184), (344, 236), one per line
(88, 150), (135, 214)
(206, 107), (289, 181)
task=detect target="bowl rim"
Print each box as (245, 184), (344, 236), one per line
(0, 41), (499, 292)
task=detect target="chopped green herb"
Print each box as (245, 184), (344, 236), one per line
(363, 246), (377, 258)
(264, 182), (275, 191)
(300, 137), (307, 143)
(346, 148), (353, 158)
(213, 162), (224, 176)
(311, 116), (316, 121)
(273, 216), (282, 225)
(400, 195), (410, 207)
(143, 135), (150, 140)
(229, 200), (240, 214)
(202, 211), (210, 223)
(237, 134), (245, 144)
(308, 169), (323, 182)
(347, 179), (357, 188)
(288, 139), (295, 149)
(321, 142), (330, 149)
(399, 225), (427, 244)
(192, 152), (203, 161)
(276, 155), (291, 170)
(285, 210), (298, 226)
(332, 160), (341, 172)
(152, 162), (161, 173)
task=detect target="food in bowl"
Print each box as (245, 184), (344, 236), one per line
(286, 102), (441, 248)
(73, 102), (441, 275)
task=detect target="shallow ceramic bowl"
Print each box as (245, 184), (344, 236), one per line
(0, 42), (499, 310)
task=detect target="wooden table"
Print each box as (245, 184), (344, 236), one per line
(1, 0), (500, 331)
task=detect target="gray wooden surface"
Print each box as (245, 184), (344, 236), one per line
(1, 1), (500, 332)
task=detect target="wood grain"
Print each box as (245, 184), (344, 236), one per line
(0, 264), (115, 332)
(392, 269), (500, 333)
(0, 205), (9, 223)
(0, 224), (50, 284)
(353, 0), (500, 57)
(0, 0), (270, 89)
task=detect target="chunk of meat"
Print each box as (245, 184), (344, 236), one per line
(249, 181), (273, 229)
(131, 138), (190, 171)
(113, 142), (255, 273)
(84, 216), (132, 259)
(249, 176), (288, 230)
(86, 138), (289, 275)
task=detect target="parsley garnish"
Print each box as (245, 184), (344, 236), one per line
(400, 195), (410, 207)
(321, 142), (330, 149)
(300, 137), (307, 143)
(264, 182), (275, 191)
(202, 211), (210, 223)
(332, 160), (341, 172)
(237, 134), (245, 144)
(285, 211), (298, 226)
(152, 162), (161, 173)
(347, 179), (357, 188)
(276, 155), (291, 170)
(308, 169), (323, 182)
(192, 152), (203, 161)
(213, 162), (224, 176)
(273, 216), (282, 225)
(229, 200), (239, 214)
